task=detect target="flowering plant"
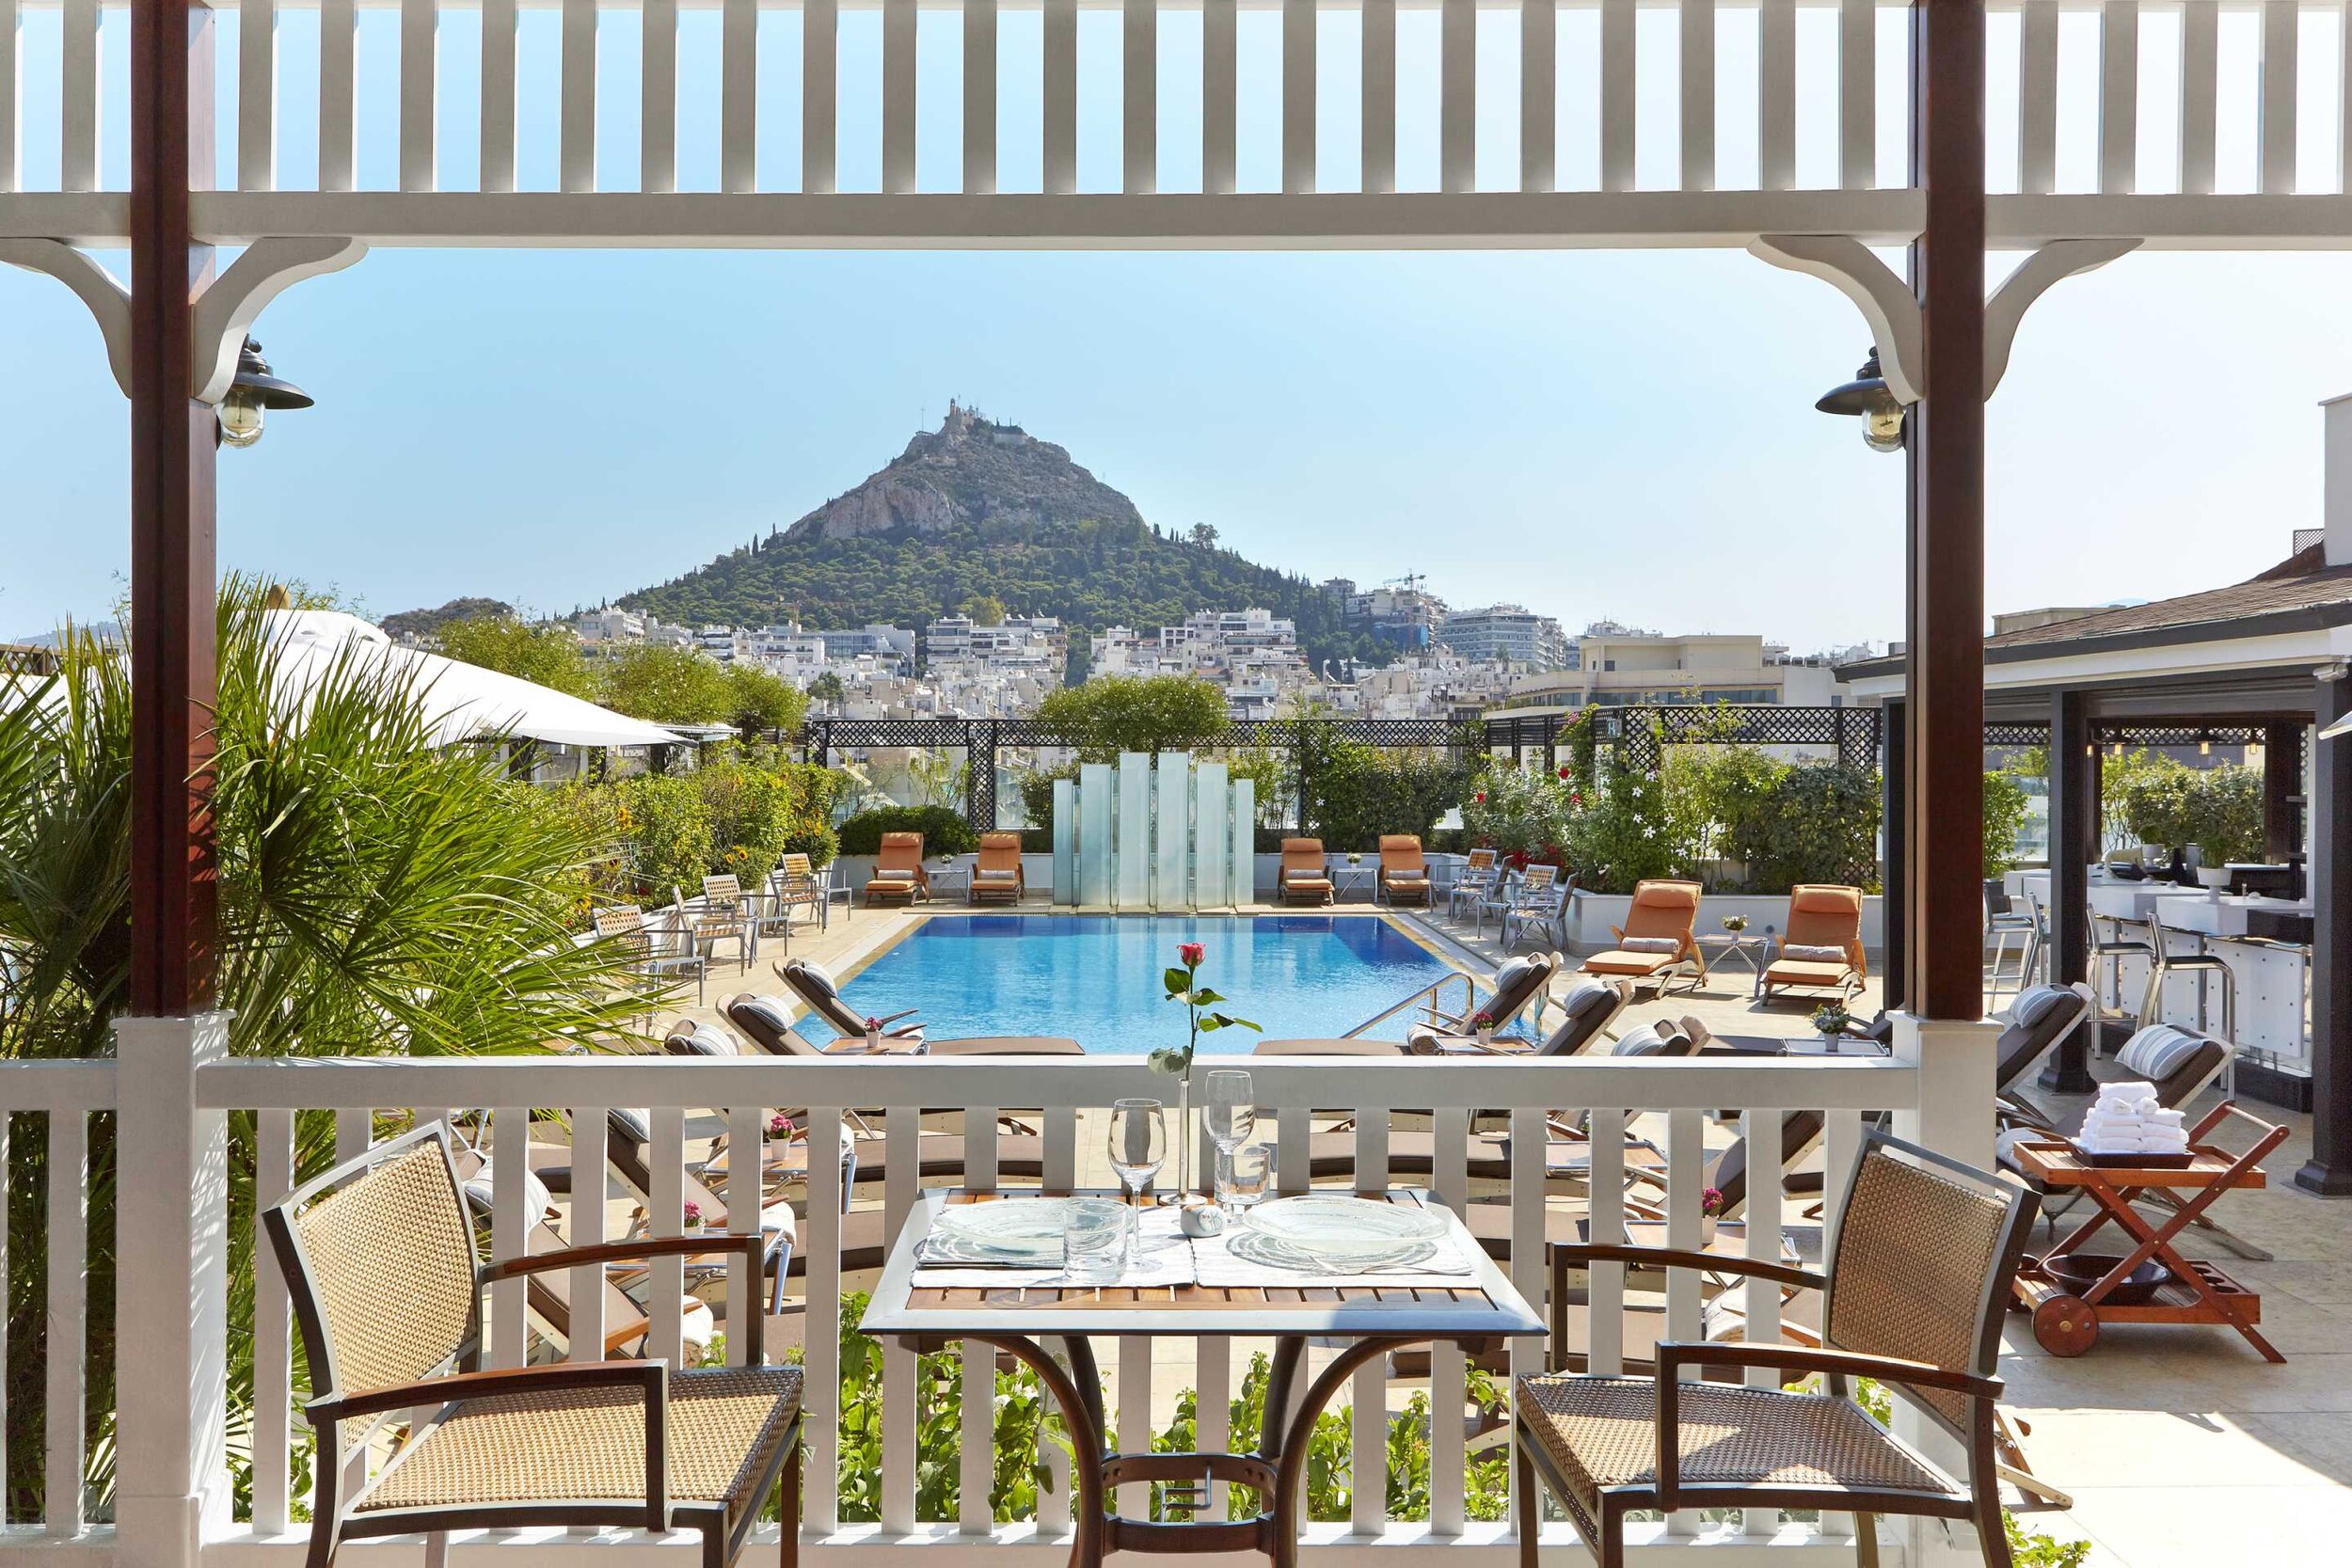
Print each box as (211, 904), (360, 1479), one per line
(768, 1112), (799, 1140)
(1810, 1004), (1854, 1037)
(1151, 942), (1260, 1079)
(1723, 914), (1748, 933)
(1700, 1186), (1726, 1218)
(681, 1200), (705, 1228)
(865, 1015), (883, 1033)
(1557, 766), (1572, 780)
(1470, 1009), (1497, 1033)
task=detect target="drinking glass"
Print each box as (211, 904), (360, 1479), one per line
(1062, 1197), (1131, 1283)
(1108, 1098), (1167, 1204)
(1218, 1144), (1272, 1220)
(1204, 1070), (1256, 1154)
(1203, 1071), (1257, 1216)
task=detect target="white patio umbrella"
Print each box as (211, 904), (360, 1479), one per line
(262, 610), (685, 750)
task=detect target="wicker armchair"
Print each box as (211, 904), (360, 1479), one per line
(1512, 1132), (2038, 1568)
(262, 1125), (803, 1568)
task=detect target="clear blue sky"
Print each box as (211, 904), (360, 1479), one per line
(7, 8), (2351, 648)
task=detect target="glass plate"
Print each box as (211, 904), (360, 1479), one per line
(1245, 1196), (1447, 1256)
(929, 1197), (1080, 1256)
(1229, 1230), (1439, 1275)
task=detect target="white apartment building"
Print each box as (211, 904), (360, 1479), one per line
(1438, 604), (1570, 669)
(1498, 627), (1846, 713)
(925, 615), (1066, 685)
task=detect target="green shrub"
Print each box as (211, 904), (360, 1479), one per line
(693, 759), (799, 881)
(2185, 764), (2264, 864)
(1732, 761), (1881, 891)
(837, 804), (979, 857)
(1983, 768), (2032, 878)
(2113, 754), (2199, 850)
(618, 774), (714, 898)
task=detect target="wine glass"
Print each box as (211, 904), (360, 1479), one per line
(1108, 1098), (1167, 1206)
(1203, 1070), (1257, 1215)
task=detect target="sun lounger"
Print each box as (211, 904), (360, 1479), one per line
(1757, 882), (1867, 1003)
(968, 831), (1026, 904)
(1278, 838), (1335, 905)
(774, 958), (925, 1046)
(1578, 879), (1706, 996)
(1377, 834), (1431, 906)
(865, 830), (929, 906)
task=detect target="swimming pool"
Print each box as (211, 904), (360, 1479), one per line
(828, 914), (1473, 1053)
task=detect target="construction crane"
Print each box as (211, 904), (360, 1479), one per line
(1382, 572), (1427, 594)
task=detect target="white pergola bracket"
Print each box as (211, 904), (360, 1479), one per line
(191, 236), (369, 404)
(1754, 233), (2142, 405)
(1983, 238), (2140, 397)
(1749, 233), (1924, 405)
(0, 238), (133, 397)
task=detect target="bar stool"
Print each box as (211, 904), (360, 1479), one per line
(2140, 927), (2238, 1095)
(2087, 912), (2156, 1053)
(1984, 880), (2040, 1006)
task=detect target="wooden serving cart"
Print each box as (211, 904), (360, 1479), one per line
(2008, 1102), (2287, 1362)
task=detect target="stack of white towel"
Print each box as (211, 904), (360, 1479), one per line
(2075, 1081), (2190, 1157)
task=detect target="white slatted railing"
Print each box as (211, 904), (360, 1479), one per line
(150, 1050), (1926, 1562)
(0, 1060), (116, 1541)
(0, 3), (2345, 206)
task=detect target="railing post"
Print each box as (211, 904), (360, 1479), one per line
(112, 1011), (232, 1568)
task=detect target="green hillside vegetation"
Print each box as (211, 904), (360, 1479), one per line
(615, 405), (1394, 672)
(624, 517), (1391, 673)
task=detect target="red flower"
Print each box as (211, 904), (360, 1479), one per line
(865, 1015), (883, 1032)
(1473, 791), (1486, 804)
(1179, 942), (1206, 968)
(1569, 792), (1584, 808)
(1557, 766), (1571, 779)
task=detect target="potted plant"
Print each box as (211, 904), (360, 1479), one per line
(1471, 1008), (1498, 1048)
(681, 1199), (706, 1235)
(864, 1014), (884, 1052)
(2184, 766), (2264, 890)
(1722, 914), (1748, 935)
(768, 1112), (799, 1156)
(1699, 1185), (1727, 1244)
(1809, 1003), (1854, 1053)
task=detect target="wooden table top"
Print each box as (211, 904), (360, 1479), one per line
(859, 1188), (1546, 1340)
(2007, 1139), (2268, 1191)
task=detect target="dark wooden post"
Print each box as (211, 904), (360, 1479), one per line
(2042, 689), (2099, 1090)
(2263, 721), (2302, 866)
(127, 0), (218, 1018)
(1903, 0), (1988, 1020)
(2299, 676), (2352, 1194)
(1882, 697), (1907, 1012)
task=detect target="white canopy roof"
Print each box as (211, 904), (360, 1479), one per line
(264, 610), (685, 751)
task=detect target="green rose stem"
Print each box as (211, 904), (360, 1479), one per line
(1152, 943), (1260, 1198)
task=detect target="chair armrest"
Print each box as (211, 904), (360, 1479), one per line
(484, 1234), (769, 1359)
(309, 1359), (666, 1423)
(1551, 1242), (1825, 1293)
(1650, 1343), (1998, 1510)
(1657, 1340), (2001, 1401)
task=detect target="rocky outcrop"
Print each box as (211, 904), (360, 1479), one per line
(782, 401), (1139, 543)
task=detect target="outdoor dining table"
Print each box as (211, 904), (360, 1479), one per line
(862, 1187), (1544, 1568)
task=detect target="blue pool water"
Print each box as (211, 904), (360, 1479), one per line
(829, 915), (1469, 1054)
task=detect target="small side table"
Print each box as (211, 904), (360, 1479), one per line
(2008, 1102), (2286, 1362)
(1693, 931), (1770, 997)
(926, 864), (970, 902)
(1329, 863), (1376, 903)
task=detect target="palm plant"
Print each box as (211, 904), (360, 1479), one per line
(1, 579), (652, 1521)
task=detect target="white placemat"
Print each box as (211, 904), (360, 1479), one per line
(1189, 1227), (1481, 1290)
(913, 1203), (1195, 1289)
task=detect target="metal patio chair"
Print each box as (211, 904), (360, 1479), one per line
(262, 1124), (803, 1568)
(1513, 1132), (2038, 1568)
(593, 904), (708, 1007)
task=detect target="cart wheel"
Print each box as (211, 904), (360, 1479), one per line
(2033, 1294), (2098, 1356)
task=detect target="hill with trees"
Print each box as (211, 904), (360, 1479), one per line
(617, 404), (1391, 673)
